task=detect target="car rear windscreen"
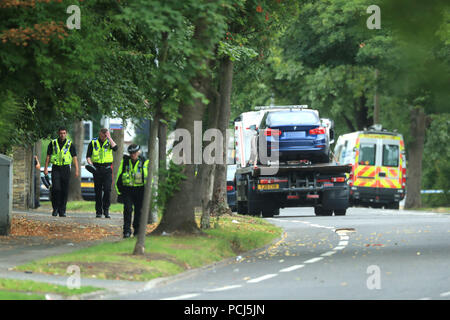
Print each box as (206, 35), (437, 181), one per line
(266, 111), (319, 126)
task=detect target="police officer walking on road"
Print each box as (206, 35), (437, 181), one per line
(44, 127), (79, 217)
(115, 144), (149, 238)
(86, 128), (118, 218)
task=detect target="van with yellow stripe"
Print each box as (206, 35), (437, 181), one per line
(334, 125), (406, 209)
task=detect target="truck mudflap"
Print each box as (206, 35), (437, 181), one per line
(322, 186), (349, 211)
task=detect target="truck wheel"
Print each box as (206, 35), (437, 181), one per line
(237, 201), (248, 215)
(261, 204), (277, 218)
(314, 206), (332, 216)
(334, 209), (346, 216)
(247, 200), (261, 216)
(246, 175), (261, 216)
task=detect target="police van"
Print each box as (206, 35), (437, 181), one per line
(334, 125), (406, 209)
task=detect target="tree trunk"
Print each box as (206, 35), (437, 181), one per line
(158, 119), (167, 183)
(153, 94), (208, 235)
(68, 120), (84, 201)
(110, 127), (124, 204)
(153, 14), (218, 235)
(355, 94), (372, 130)
(211, 57), (234, 216)
(405, 107), (427, 209)
(373, 69), (380, 125)
(199, 85), (220, 229)
(134, 114), (160, 255)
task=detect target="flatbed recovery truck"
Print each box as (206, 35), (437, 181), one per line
(234, 106), (351, 217)
(235, 162), (351, 217)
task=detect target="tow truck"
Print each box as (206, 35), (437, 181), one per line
(234, 106), (351, 217)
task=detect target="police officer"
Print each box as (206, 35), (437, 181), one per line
(115, 144), (149, 238)
(86, 128), (118, 218)
(44, 127), (79, 217)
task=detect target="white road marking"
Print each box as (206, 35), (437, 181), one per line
(279, 265), (305, 273)
(440, 291), (450, 297)
(204, 285), (242, 292)
(333, 246), (346, 250)
(338, 240), (349, 246)
(304, 257), (323, 264)
(161, 293), (200, 300)
(247, 274), (278, 283)
(321, 251), (337, 257)
(340, 235), (349, 240)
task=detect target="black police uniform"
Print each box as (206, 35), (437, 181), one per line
(86, 139), (118, 218)
(47, 139), (77, 217)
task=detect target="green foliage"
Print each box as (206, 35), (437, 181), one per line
(422, 114), (450, 206)
(156, 161), (187, 211)
(0, 0), (113, 147)
(0, 91), (23, 153)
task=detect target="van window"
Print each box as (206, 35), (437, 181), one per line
(359, 143), (376, 165)
(382, 144), (399, 167)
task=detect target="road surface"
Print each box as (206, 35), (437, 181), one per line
(111, 207), (450, 300)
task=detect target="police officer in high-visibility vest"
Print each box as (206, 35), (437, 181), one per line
(44, 127), (79, 217)
(115, 144), (149, 238)
(86, 128), (118, 218)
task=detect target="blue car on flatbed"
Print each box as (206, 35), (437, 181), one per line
(257, 109), (331, 164)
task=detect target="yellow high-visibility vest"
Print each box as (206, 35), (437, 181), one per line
(90, 138), (114, 164)
(50, 139), (73, 165)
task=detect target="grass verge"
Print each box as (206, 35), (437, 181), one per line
(15, 214), (282, 282)
(0, 278), (101, 300)
(39, 200), (123, 213)
(409, 207), (450, 214)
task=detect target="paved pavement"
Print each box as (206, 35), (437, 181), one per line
(0, 209), (156, 298)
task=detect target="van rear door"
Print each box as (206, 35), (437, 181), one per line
(354, 138), (378, 188)
(378, 140), (402, 189)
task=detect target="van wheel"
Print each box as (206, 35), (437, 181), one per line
(386, 202), (399, 210)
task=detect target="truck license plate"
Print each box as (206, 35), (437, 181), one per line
(81, 182), (94, 188)
(258, 184), (279, 190)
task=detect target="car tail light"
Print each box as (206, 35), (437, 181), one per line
(264, 128), (281, 136)
(227, 185), (234, 191)
(309, 127), (326, 135)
